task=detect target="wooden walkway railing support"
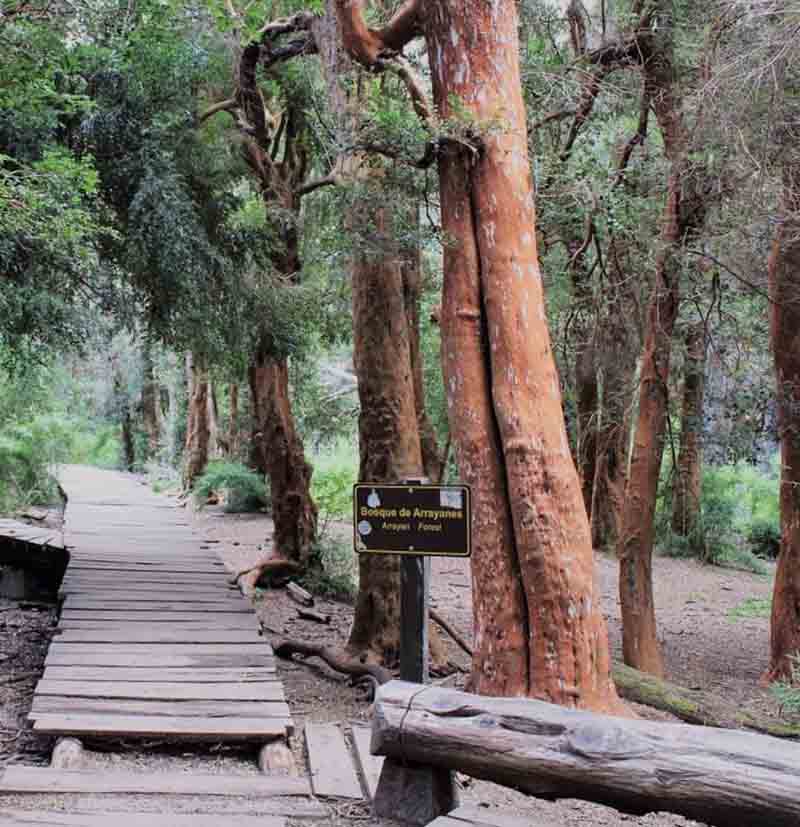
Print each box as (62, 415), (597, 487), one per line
(371, 681), (800, 827)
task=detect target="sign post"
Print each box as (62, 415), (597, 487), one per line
(355, 480), (470, 824)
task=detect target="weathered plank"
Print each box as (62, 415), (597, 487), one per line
(0, 812), (284, 827)
(373, 681), (800, 827)
(55, 629), (261, 644)
(65, 592), (245, 613)
(41, 666), (275, 682)
(59, 583), (237, 596)
(58, 618), (258, 631)
(0, 768), (308, 796)
(31, 714), (291, 741)
(35, 680), (284, 701)
(305, 723), (363, 799)
(45, 651), (268, 668)
(59, 610), (253, 623)
(351, 724), (384, 799)
(48, 643), (270, 656)
(31, 696), (289, 718)
(61, 599), (250, 612)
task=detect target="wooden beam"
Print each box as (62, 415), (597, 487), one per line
(372, 681), (800, 827)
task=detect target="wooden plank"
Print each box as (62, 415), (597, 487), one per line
(35, 680), (284, 701)
(55, 629), (261, 644)
(351, 724), (384, 799)
(58, 618), (258, 630)
(48, 643), (270, 656)
(63, 570), (224, 581)
(60, 610), (252, 622)
(0, 768), (308, 796)
(305, 723), (363, 799)
(61, 599), (250, 611)
(0, 812), (284, 827)
(31, 696), (289, 718)
(31, 714), (291, 741)
(41, 666), (275, 682)
(61, 596), (247, 607)
(60, 583), (237, 595)
(45, 651), (269, 668)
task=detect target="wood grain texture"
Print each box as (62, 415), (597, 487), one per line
(373, 682), (800, 827)
(31, 715), (291, 740)
(61, 599), (250, 611)
(351, 725), (384, 799)
(0, 812), (284, 827)
(55, 629), (261, 644)
(31, 697), (289, 719)
(305, 723), (363, 799)
(0, 767), (308, 796)
(45, 652), (269, 668)
(35, 680), (284, 701)
(41, 666), (275, 682)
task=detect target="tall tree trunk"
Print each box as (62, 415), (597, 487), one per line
(208, 382), (219, 459)
(766, 163), (800, 682)
(249, 346), (317, 567)
(426, 0), (621, 709)
(183, 352), (211, 489)
(334, 0), (622, 709)
(402, 218), (443, 482)
(671, 321), (706, 545)
(617, 17), (690, 677)
(141, 342), (161, 460)
(227, 382), (240, 458)
(346, 199), (425, 665)
(112, 357), (136, 472)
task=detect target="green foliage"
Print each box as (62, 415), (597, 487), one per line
(728, 597), (772, 620)
(300, 536), (357, 603)
(193, 460), (268, 513)
(657, 460), (778, 574)
(311, 439), (358, 522)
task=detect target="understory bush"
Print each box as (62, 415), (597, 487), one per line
(771, 655), (800, 718)
(311, 439), (358, 524)
(657, 459), (778, 574)
(300, 535), (357, 603)
(193, 460), (268, 513)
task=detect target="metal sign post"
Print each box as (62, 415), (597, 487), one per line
(356, 479), (470, 824)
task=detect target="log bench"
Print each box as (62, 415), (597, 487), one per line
(371, 680), (800, 827)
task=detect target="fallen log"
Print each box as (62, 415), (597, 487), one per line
(371, 680), (800, 827)
(286, 581), (314, 608)
(612, 662), (800, 739)
(274, 639), (392, 686)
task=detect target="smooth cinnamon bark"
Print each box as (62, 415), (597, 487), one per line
(249, 348), (317, 567)
(347, 201), (424, 665)
(765, 164), (800, 682)
(414, 1), (619, 709)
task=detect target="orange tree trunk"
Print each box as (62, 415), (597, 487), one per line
(671, 321), (706, 546)
(183, 352), (210, 488)
(347, 201), (424, 665)
(423, 1), (620, 709)
(249, 345), (317, 568)
(766, 164), (800, 682)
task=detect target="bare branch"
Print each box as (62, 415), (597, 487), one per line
(197, 98), (236, 125)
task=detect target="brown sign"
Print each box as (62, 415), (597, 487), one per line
(353, 484), (471, 557)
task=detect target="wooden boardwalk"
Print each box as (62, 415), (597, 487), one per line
(27, 466), (292, 743)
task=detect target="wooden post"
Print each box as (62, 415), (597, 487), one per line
(373, 480), (457, 825)
(400, 555), (429, 683)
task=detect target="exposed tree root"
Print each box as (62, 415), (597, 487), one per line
(274, 639), (392, 687)
(430, 608), (472, 659)
(229, 558), (302, 592)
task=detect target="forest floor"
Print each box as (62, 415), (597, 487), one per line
(0, 488), (789, 827)
(193, 503), (787, 827)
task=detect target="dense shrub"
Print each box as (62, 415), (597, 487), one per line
(193, 460), (268, 513)
(657, 459), (778, 574)
(311, 439), (358, 522)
